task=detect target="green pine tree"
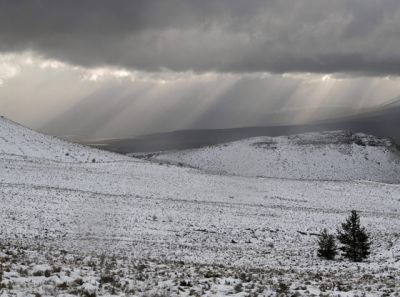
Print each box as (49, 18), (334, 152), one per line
(337, 210), (371, 262)
(317, 228), (337, 260)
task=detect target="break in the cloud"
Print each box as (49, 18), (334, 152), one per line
(1, 1), (400, 139)
(1, 53), (400, 139)
(1, 0), (400, 75)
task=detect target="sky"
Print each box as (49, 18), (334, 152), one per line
(1, 0), (400, 139)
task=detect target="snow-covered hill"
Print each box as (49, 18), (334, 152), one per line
(0, 118), (399, 296)
(0, 116), (128, 162)
(153, 131), (400, 183)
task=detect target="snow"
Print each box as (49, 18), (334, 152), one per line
(0, 116), (129, 163)
(153, 130), (400, 183)
(0, 117), (399, 296)
(31, 264), (52, 274)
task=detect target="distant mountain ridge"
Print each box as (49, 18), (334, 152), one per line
(81, 101), (400, 153)
(380, 95), (400, 108)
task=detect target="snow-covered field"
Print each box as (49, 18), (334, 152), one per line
(153, 131), (400, 183)
(0, 118), (399, 296)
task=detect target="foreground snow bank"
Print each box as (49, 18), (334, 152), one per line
(0, 242), (398, 297)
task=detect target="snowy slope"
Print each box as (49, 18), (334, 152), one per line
(0, 118), (400, 296)
(0, 116), (129, 162)
(153, 131), (400, 183)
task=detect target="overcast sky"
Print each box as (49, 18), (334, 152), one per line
(1, 0), (400, 139)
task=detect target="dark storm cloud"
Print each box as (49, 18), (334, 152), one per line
(1, 0), (400, 75)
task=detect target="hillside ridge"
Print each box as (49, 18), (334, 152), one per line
(0, 116), (129, 163)
(152, 130), (400, 183)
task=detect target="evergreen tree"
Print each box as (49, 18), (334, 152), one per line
(337, 210), (371, 262)
(317, 228), (337, 260)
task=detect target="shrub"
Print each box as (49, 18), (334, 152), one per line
(44, 269), (51, 277)
(275, 281), (289, 295)
(337, 210), (371, 262)
(317, 229), (337, 260)
(234, 282), (243, 293)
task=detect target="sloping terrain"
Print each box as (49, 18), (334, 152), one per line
(153, 131), (400, 183)
(0, 117), (399, 296)
(0, 116), (128, 163)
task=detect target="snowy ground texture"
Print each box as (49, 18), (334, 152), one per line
(152, 130), (400, 183)
(0, 117), (400, 296)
